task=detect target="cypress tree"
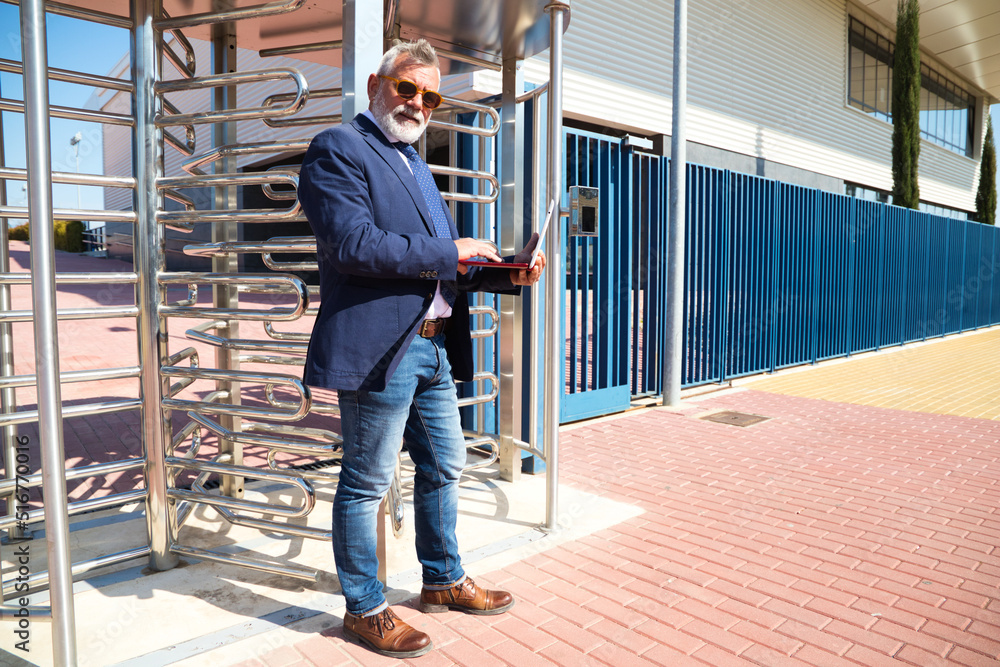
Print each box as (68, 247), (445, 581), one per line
(891, 0), (921, 209)
(975, 115), (997, 225)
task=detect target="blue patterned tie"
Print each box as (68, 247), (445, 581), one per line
(396, 142), (457, 306)
(396, 143), (453, 240)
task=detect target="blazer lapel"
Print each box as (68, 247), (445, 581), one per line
(352, 115), (436, 236)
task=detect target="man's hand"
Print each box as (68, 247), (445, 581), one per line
(455, 238), (501, 275)
(511, 232), (545, 286)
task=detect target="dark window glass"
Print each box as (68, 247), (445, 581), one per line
(847, 17), (975, 156)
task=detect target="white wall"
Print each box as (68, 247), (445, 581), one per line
(475, 0), (984, 211)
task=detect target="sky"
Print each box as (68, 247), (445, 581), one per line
(0, 6), (998, 224)
(0, 6), (129, 222)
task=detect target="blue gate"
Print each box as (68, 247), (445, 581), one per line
(560, 129), (632, 422)
(552, 128), (1000, 422)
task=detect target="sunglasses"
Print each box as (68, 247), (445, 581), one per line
(379, 75), (443, 110)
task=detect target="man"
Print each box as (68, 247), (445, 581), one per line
(297, 39), (545, 659)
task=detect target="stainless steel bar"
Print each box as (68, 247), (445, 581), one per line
(430, 164), (499, 204)
(0, 205), (136, 223)
(516, 81), (548, 104)
(0, 306), (139, 323)
(0, 70), (19, 540)
(166, 457), (315, 518)
(476, 66), (491, 444)
(0, 166), (136, 189)
(342, 0), (382, 121)
(543, 2), (570, 533)
(134, 0), (178, 573)
(170, 544), (317, 580)
(0, 366), (141, 390)
(0, 58), (133, 92)
(664, 0), (688, 407)
(213, 503), (332, 540)
(263, 88), (342, 128)
(160, 170), (300, 190)
(161, 367), (310, 421)
(266, 454), (340, 482)
(0, 458), (144, 497)
(0, 398), (142, 429)
(0, 605), (52, 620)
(158, 273), (307, 321)
(498, 54), (524, 481)
(20, 0), (77, 659)
(162, 28), (196, 79)
(0, 0), (133, 29)
(186, 321), (307, 353)
(181, 140), (310, 175)
(455, 372), (498, 408)
(2, 547), (151, 601)
(512, 438), (545, 460)
(157, 171), (301, 223)
(155, 68), (308, 126)
(155, 0), (306, 30)
(0, 489), (147, 530)
(0, 272), (137, 285)
(158, 209), (303, 225)
(428, 98), (500, 137)
(188, 412), (342, 457)
(259, 40), (342, 58)
(468, 305), (498, 338)
(264, 322), (310, 341)
(0, 98), (134, 126)
(225, 418), (341, 454)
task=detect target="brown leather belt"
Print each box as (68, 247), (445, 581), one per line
(418, 318), (449, 338)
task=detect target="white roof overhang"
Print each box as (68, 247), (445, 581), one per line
(858, 0), (1000, 102)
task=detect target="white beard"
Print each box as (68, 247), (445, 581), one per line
(373, 95), (427, 144)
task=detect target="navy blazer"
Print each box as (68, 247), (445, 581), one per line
(298, 114), (518, 392)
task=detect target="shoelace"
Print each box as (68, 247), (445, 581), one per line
(367, 608), (398, 638)
(455, 578), (477, 602)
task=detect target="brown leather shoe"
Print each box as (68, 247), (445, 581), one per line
(342, 607), (432, 658)
(419, 577), (515, 615)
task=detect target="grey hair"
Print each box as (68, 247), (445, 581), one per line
(376, 38), (439, 76)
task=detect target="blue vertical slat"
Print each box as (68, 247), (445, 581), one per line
(880, 206), (906, 349)
(725, 173), (774, 379)
(773, 183), (815, 369)
(944, 217), (965, 335)
(903, 211), (929, 343)
(851, 200), (881, 353)
(986, 227), (1000, 324)
(925, 215), (950, 338)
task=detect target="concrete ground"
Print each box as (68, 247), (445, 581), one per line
(0, 244), (998, 666)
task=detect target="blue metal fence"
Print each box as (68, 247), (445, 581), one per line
(681, 170), (1000, 388)
(558, 128), (1000, 420)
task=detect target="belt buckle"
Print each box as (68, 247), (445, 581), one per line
(420, 318), (440, 338)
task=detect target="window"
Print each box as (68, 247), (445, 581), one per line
(844, 182), (971, 220)
(847, 17), (975, 157)
(919, 201), (970, 221)
(848, 19), (893, 122)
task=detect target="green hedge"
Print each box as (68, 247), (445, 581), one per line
(7, 223), (29, 242)
(6, 220), (83, 252)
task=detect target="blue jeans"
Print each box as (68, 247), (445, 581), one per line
(333, 333), (467, 617)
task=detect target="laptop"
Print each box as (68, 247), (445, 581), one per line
(460, 199), (555, 269)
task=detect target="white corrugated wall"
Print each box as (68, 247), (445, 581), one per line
(101, 0), (985, 213)
(491, 0), (982, 211)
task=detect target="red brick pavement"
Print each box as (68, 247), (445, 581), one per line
(8, 244), (1000, 664)
(227, 389), (999, 666)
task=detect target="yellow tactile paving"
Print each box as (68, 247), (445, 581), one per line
(740, 325), (1000, 420)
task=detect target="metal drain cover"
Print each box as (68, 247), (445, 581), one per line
(701, 411), (771, 427)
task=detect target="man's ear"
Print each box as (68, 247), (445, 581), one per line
(367, 73), (379, 101)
